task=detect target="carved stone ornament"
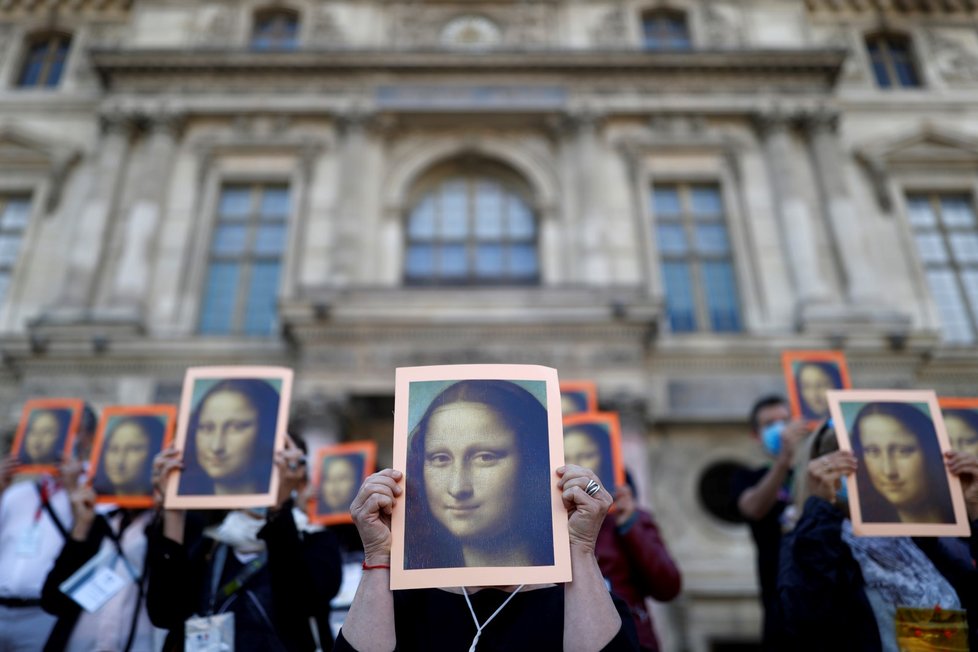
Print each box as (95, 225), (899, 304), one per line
(310, 6), (344, 45)
(591, 6), (629, 48)
(196, 5), (236, 46)
(701, 2), (743, 49)
(441, 14), (502, 49)
(925, 28), (978, 83)
(814, 26), (864, 82)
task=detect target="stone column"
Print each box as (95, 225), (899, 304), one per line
(570, 109), (611, 285)
(105, 110), (183, 319)
(330, 111), (369, 286)
(755, 111), (830, 306)
(58, 110), (135, 310)
(804, 110), (880, 304)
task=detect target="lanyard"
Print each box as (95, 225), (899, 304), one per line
(104, 513), (142, 583)
(33, 480), (68, 539)
(462, 585), (525, 652)
(208, 544), (268, 615)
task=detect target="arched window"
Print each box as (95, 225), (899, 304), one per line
(404, 161), (539, 286)
(251, 8), (299, 50)
(865, 32), (920, 88)
(18, 32), (71, 88)
(641, 9), (690, 51)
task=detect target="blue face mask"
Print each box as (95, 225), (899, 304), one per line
(761, 421), (786, 456)
(836, 478), (848, 504)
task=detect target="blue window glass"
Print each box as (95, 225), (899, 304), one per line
(662, 262), (697, 332)
(242, 262), (281, 335)
(703, 261), (742, 332)
(867, 34), (920, 89)
(251, 11), (299, 50)
(642, 12), (691, 51)
(199, 262), (240, 334)
(18, 35), (71, 88)
(0, 195), (31, 307)
(405, 170), (538, 284)
(652, 183), (742, 334)
(200, 185), (289, 335)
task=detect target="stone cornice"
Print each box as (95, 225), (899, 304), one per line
(90, 48), (845, 92)
(805, 0), (978, 16)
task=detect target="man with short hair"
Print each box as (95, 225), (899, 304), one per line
(731, 395), (809, 651)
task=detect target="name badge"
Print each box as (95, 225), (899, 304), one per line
(16, 524), (41, 558)
(185, 613), (234, 652)
(59, 547), (127, 613)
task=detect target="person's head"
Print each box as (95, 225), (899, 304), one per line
(95, 416), (165, 496)
(184, 379), (280, 492)
(749, 395), (789, 436)
(320, 454), (362, 513)
(74, 404), (98, 460)
(943, 409), (978, 458)
(23, 409), (68, 464)
(851, 402), (952, 523)
(563, 423), (614, 489)
(405, 379), (553, 569)
(796, 362), (840, 419)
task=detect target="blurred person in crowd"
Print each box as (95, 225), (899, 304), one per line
(850, 402), (955, 525)
(148, 433), (340, 651)
(730, 395), (809, 651)
(594, 471), (681, 652)
(335, 464), (639, 651)
(0, 454), (73, 652)
(40, 468), (161, 650)
(779, 421), (978, 651)
(943, 408), (978, 458)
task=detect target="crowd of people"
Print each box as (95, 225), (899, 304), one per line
(2, 380), (978, 651)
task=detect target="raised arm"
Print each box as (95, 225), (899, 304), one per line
(336, 468), (403, 652)
(738, 420), (808, 521)
(558, 465), (625, 652)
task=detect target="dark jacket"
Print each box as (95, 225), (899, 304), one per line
(595, 511), (682, 652)
(146, 502), (340, 652)
(778, 496), (978, 652)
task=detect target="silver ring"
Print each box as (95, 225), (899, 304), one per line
(288, 462), (298, 471)
(585, 480), (601, 497)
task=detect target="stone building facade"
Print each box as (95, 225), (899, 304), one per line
(2, 0), (978, 649)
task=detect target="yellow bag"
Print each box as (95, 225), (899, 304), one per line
(895, 606), (968, 652)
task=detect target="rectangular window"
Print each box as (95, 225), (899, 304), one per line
(906, 193), (978, 344)
(18, 34), (71, 88)
(651, 183), (742, 333)
(642, 12), (691, 51)
(866, 34), (921, 89)
(199, 184), (290, 336)
(0, 195), (31, 307)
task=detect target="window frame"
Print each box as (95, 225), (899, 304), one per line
(402, 164), (541, 287)
(648, 180), (744, 334)
(865, 32), (921, 89)
(16, 31), (72, 89)
(640, 9), (692, 51)
(0, 193), (33, 309)
(198, 181), (292, 337)
(250, 7), (301, 51)
(903, 190), (978, 344)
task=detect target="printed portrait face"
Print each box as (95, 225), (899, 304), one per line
(423, 401), (519, 542)
(564, 428), (602, 473)
(321, 456), (359, 512)
(25, 410), (63, 464)
(799, 363), (834, 417)
(944, 412), (978, 458)
(104, 421), (152, 490)
(195, 389), (260, 481)
(859, 413), (927, 511)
